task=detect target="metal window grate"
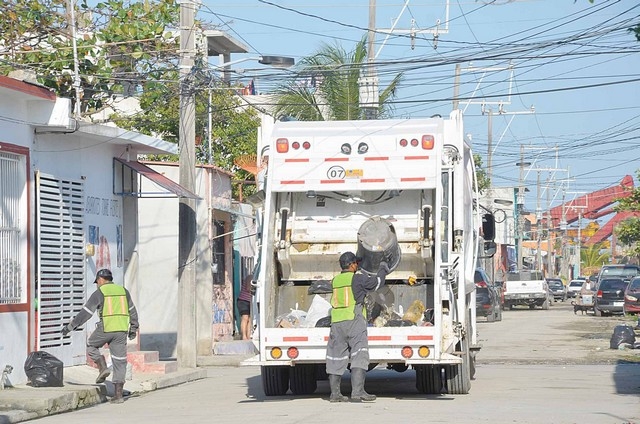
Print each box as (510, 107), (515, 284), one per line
(0, 152), (23, 304)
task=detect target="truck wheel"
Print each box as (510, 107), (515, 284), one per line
(415, 364), (440, 394)
(289, 364), (317, 395)
(261, 365), (290, 396)
(542, 299), (550, 310)
(594, 306), (602, 317)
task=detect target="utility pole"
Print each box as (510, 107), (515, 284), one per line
(487, 109), (492, 183)
(360, 0), (379, 119)
(178, 0), (197, 368)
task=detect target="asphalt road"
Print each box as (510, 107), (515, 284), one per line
(32, 302), (640, 424)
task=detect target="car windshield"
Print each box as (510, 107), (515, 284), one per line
(627, 279), (640, 290)
(569, 281), (583, 287)
(548, 281), (563, 288)
(599, 279), (627, 291)
(601, 267), (639, 278)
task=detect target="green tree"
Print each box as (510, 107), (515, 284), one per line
(0, 0), (261, 198)
(473, 154), (490, 192)
(614, 170), (640, 260)
(0, 0), (180, 115)
(271, 37), (402, 121)
(580, 243), (609, 273)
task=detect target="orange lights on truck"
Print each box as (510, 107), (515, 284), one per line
(276, 138), (289, 153)
(270, 347), (283, 359)
(277, 138), (312, 153)
(399, 135), (435, 149)
(287, 347), (299, 359)
(418, 346), (430, 358)
(401, 346), (414, 359)
(422, 135), (435, 149)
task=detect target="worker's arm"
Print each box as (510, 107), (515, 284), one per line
(63, 289), (103, 333)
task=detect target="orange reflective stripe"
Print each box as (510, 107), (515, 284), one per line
(105, 297), (113, 316)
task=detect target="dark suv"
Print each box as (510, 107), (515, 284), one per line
(597, 265), (640, 284)
(594, 278), (629, 316)
(475, 268), (502, 322)
(546, 278), (567, 302)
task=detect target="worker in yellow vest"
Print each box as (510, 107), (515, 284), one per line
(62, 268), (139, 404)
(326, 252), (389, 402)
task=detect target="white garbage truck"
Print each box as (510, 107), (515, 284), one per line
(245, 110), (495, 397)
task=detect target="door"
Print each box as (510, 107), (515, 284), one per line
(36, 172), (86, 365)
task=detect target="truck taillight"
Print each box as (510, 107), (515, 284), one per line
(422, 135), (435, 149)
(399, 138), (408, 147)
(287, 347), (299, 359)
(276, 138), (289, 153)
(410, 138), (419, 147)
(597, 290), (603, 298)
(401, 346), (413, 359)
(302, 141), (311, 150)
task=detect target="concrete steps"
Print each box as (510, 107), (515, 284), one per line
(88, 350), (178, 375)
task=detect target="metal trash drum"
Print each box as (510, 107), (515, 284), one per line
(356, 216), (401, 276)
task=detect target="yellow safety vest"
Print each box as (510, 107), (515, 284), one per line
(331, 272), (366, 323)
(100, 283), (130, 332)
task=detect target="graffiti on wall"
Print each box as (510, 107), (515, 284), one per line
(212, 283), (233, 342)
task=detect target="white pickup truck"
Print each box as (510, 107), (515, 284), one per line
(503, 271), (551, 310)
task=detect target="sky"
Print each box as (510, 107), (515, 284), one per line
(197, 0), (640, 213)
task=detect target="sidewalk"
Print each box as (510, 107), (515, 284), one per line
(0, 353), (253, 424)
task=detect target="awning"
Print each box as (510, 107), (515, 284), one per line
(113, 158), (200, 199)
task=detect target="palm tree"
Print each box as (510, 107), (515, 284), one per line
(581, 243), (609, 276)
(271, 37), (402, 121)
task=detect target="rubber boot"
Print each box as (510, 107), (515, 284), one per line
(328, 374), (348, 402)
(350, 367), (376, 402)
(110, 382), (124, 404)
(95, 356), (111, 384)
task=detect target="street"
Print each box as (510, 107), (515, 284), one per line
(32, 302), (640, 424)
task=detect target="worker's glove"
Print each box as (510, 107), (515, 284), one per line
(379, 261), (390, 274)
(128, 330), (137, 340)
(61, 324), (71, 336)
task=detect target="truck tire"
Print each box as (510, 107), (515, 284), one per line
(261, 365), (290, 396)
(445, 337), (472, 394)
(289, 364), (317, 395)
(542, 299), (550, 310)
(415, 364), (441, 394)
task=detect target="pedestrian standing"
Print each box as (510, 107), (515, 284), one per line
(326, 252), (389, 402)
(61, 268), (139, 404)
(237, 275), (253, 340)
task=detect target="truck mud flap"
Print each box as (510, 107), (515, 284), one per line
(261, 365), (290, 396)
(289, 364), (318, 395)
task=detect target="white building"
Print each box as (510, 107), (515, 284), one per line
(0, 74), (197, 385)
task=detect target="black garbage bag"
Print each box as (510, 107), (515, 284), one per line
(315, 316), (331, 327)
(24, 351), (64, 387)
(609, 325), (636, 350)
(308, 279), (333, 295)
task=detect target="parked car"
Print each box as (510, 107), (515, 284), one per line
(594, 278), (629, 316)
(597, 265), (640, 284)
(475, 268), (502, 322)
(567, 279), (585, 298)
(623, 276), (640, 315)
(546, 278), (567, 302)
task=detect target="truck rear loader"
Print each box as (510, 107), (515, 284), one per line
(245, 110), (494, 397)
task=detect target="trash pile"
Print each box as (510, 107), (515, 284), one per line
(609, 324), (640, 350)
(276, 282), (433, 328)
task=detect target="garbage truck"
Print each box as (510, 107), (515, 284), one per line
(245, 110), (495, 396)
